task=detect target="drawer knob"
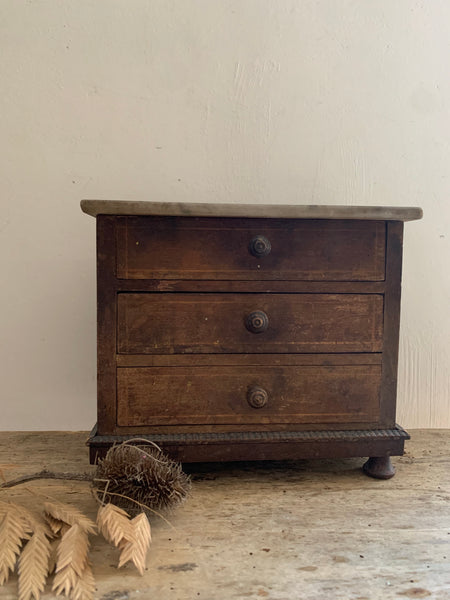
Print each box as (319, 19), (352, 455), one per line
(245, 310), (269, 333)
(249, 235), (271, 257)
(247, 386), (268, 409)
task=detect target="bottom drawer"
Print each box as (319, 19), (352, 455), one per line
(117, 365), (381, 427)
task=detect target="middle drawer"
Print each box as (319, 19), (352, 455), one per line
(117, 293), (383, 354)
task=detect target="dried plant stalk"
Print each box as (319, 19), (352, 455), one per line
(44, 502), (96, 600)
(44, 502), (96, 535)
(97, 504), (151, 575)
(0, 444), (184, 598)
(44, 513), (67, 537)
(118, 513), (151, 575)
(18, 529), (50, 600)
(16, 505), (54, 542)
(0, 503), (31, 585)
(47, 539), (59, 575)
(55, 524), (89, 576)
(53, 564), (78, 597)
(52, 523), (90, 598)
(71, 563), (95, 600)
(97, 503), (135, 547)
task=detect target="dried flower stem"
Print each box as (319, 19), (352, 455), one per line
(0, 470), (93, 489)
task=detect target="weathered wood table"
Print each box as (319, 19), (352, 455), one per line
(1, 430), (448, 600)
(81, 201), (422, 478)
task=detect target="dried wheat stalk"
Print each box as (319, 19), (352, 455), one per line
(52, 518), (93, 599)
(48, 539), (59, 575)
(71, 563), (95, 600)
(0, 502), (33, 585)
(53, 564), (78, 597)
(1, 499), (153, 600)
(44, 501), (96, 535)
(0, 447), (177, 599)
(55, 523), (89, 576)
(44, 512), (67, 537)
(97, 503), (152, 575)
(0, 501), (51, 600)
(97, 503), (135, 547)
(118, 512), (151, 575)
(18, 528), (50, 600)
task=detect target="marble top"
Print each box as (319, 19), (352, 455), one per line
(80, 200), (423, 221)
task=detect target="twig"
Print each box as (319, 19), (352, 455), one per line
(0, 470), (93, 489)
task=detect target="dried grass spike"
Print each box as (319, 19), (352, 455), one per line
(0, 500), (11, 517)
(48, 539), (59, 575)
(13, 504), (54, 542)
(0, 501), (35, 537)
(44, 513), (66, 537)
(44, 502), (96, 535)
(70, 563), (95, 600)
(118, 512), (151, 576)
(0, 503), (30, 585)
(97, 503), (135, 547)
(52, 565), (77, 597)
(55, 524), (89, 577)
(18, 529), (50, 600)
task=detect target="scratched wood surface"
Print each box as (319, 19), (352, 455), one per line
(115, 216), (386, 281)
(0, 430), (449, 600)
(116, 365), (381, 427)
(117, 293), (384, 355)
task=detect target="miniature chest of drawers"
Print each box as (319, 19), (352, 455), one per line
(81, 201), (422, 478)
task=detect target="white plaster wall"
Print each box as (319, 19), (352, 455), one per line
(0, 1), (448, 430)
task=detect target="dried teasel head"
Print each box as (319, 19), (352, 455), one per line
(93, 441), (191, 515)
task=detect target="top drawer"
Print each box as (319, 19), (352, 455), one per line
(115, 217), (386, 281)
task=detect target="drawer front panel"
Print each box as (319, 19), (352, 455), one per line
(117, 365), (381, 426)
(117, 293), (384, 354)
(116, 217), (386, 281)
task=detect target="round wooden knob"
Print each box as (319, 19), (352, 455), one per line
(245, 310), (269, 333)
(249, 235), (271, 257)
(247, 386), (268, 409)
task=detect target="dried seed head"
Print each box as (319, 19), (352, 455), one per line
(93, 443), (191, 515)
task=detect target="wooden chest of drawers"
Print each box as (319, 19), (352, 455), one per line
(81, 201), (422, 478)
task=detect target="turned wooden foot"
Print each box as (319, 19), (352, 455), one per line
(363, 456), (396, 479)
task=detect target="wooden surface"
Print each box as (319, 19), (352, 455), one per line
(117, 292), (384, 354)
(115, 217), (386, 281)
(116, 364), (381, 426)
(0, 430), (448, 600)
(81, 200), (423, 221)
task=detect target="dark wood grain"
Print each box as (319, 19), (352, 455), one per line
(87, 425), (409, 464)
(116, 353), (382, 367)
(96, 216), (118, 434)
(107, 420), (386, 435)
(379, 221), (404, 427)
(117, 293), (384, 354)
(116, 217), (386, 281)
(116, 365), (381, 427)
(116, 279), (386, 294)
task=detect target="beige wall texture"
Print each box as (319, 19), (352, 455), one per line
(0, 1), (449, 430)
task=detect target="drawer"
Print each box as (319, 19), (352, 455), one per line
(117, 293), (384, 354)
(116, 365), (381, 426)
(116, 217), (386, 281)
